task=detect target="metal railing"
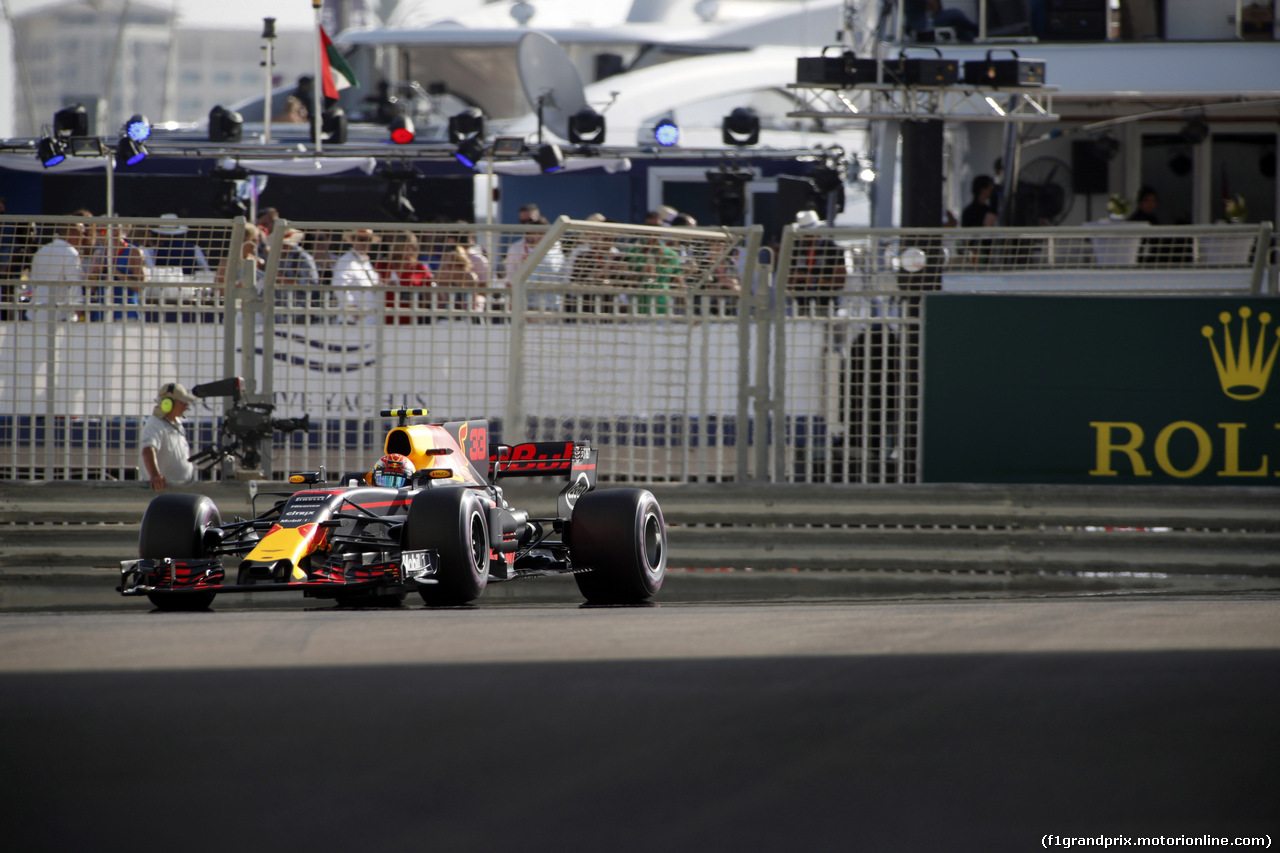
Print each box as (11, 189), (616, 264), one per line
(1, 214), (1272, 484)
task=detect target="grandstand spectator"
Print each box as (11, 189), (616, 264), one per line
(455, 225), (491, 285)
(623, 229), (682, 315)
(256, 207), (280, 237)
(787, 209), (847, 315)
(517, 203), (541, 225)
(331, 229), (382, 324)
(568, 213), (626, 314)
(435, 230), (483, 318)
(148, 214), (211, 277)
(376, 231), (433, 325)
(644, 206), (678, 227)
(28, 215), (89, 323)
(503, 214), (565, 313)
(277, 227), (323, 323)
(215, 222), (264, 291)
(88, 225), (145, 321)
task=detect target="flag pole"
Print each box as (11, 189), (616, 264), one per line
(312, 0), (323, 154)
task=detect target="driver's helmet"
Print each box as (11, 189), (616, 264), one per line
(372, 453), (415, 488)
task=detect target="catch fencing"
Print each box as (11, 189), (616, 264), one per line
(776, 221), (1275, 484)
(0, 214), (1272, 484)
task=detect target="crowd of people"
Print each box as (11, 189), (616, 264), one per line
(1, 207), (222, 323)
(254, 202), (743, 323)
(0, 201), (754, 325)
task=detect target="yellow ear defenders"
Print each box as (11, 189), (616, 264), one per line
(159, 383), (176, 414)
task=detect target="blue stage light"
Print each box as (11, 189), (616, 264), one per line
(116, 136), (147, 166)
(125, 114), (151, 142)
(654, 119), (679, 147)
(37, 136), (67, 167)
(454, 136), (485, 169)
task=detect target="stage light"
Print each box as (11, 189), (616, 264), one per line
(116, 135), (147, 166)
(568, 107), (606, 145)
(390, 115), (415, 144)
(448, 108), (485, 144)
(854, 154), (877, 184)
(536, 143), (564, 173)
(37, 136), (67, 168)
(454, 136), (486, 169)
(53, 104), (88, 137)
(721, 107), (759, 146)
(124, 114), (151, 142)
(654, 118), (679, 147)
(208, 105), (243, 142)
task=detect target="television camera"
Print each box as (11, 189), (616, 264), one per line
(187, 377), (310, 471)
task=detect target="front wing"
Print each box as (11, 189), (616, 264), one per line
(118, 549), (440, 597)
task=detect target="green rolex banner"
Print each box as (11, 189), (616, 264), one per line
(922, 294), (1280, 485)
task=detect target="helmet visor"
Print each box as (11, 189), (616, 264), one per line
(374, 472), (408, 488)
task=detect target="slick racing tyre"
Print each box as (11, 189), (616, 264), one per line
(139, 493), (222, 611)
(404, 487), (490, 606)
(570, 489), (666, 604)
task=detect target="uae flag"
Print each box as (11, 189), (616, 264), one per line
(319, 26), (358, 100)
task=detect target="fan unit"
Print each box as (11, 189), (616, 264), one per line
(1013, 156), (1074, 226)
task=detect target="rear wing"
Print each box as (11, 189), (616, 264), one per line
(489, 442), (598, 516)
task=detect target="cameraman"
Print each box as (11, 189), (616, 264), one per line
(140, 382), (196, 491)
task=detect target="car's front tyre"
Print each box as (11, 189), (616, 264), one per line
(138, 493), (221, 611)
(403, 487), (490, 606)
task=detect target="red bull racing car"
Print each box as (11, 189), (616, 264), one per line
(118, 409), (666, 610)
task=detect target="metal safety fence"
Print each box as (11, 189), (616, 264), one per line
(773, 222), (1275, 484)
(0, 214), (765, 483)
(0, 214), (1272, 484)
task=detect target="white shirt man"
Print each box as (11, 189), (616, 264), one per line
(28, 223), (87, 322)
(331, 229), (381, 324)
(502, 224), (565, 313)
(139, 383), (196, 491)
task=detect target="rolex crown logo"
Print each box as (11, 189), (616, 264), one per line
(1201, 307), (1279, 401)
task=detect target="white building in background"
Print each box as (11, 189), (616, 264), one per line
(9, 0), (314, 138)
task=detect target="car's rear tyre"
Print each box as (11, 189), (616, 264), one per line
(139, 493), (221, 612)
(403, 488), (490, 606)
(570, 489), (666, 604)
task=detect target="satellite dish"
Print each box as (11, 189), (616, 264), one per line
(516, 31), (588, 143)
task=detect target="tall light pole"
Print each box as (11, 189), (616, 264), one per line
(261, 17), (277, 144)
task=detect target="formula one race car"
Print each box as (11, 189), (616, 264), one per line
(119, 409), (666, 611)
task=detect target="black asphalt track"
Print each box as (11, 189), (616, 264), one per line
(4, 647), (1277, 851)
